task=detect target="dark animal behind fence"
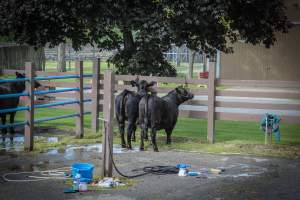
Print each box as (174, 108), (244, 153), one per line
(139, 86), (194, 152)
(115, 78), (155, 149)
(0, 72), (41, 142)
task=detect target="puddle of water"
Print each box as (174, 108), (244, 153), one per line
(0, 135), (59, 152)
(217, 163), (267, 179)
(242, 156), (269, 163)
(253, 158), (268, 163)
(45, 144), (139, 160)
(47, 137), (58, 143)
(1, 160), (51, 172)
(1, 139), (24, 152)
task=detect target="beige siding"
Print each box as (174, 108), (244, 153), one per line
(220, 0), (300, 81)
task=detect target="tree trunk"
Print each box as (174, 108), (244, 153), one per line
(176, 47), (180, 68)
(203, 53), (210, 72)
(34, 47), (45, 71)
(122, 25), (135, 53)
(57, 43), (66, 72)
(188, 49), (196, 79)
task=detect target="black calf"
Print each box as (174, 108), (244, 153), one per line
(115, 78), (155, 149)
(139, 86), (194, 151)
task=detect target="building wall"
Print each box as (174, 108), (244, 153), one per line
(220, 0), (300, 81)
(0, 44), (45, 71)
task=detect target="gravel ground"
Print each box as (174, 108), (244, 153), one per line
(0, 147), (299, 200)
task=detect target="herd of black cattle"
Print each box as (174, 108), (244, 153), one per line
(115, 78), (194, 152)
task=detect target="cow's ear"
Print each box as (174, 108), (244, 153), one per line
(147, 81), (156, 87)
(15, 72), (24, 77)
(130, 80), (137, 87)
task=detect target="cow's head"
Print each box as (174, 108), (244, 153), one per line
(131, 77), (156, 97)
(15, 71), (41, 89)
(175, 86), (194, 103)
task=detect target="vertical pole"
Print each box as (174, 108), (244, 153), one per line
(24, 62), (35, 151)
(188, 49), (195, 79)
(101, 70), (115, 178)
(206, 56), (210, 71)
(176, 47), (180, 68)
(207, 61), (216, 143)
(75, 60), (84, 138)
(216, 50), (221, 79)
(269, 132), (272, 144)
(91, 58), (101, 133)
(265, 117), (268, 145)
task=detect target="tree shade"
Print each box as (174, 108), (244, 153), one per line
(0, 0), (291, 76)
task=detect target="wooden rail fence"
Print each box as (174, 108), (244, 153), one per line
(1, 61), (300, 143)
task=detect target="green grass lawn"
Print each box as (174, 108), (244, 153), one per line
(45, 60), (114, 73)
(11, 107), (300, 158)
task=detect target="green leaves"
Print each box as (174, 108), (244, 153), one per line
(0, 0), (291, 75)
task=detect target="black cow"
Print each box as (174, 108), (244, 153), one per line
(115, 78), (155, 149)
(139, 86), (194, 152)
(0, 72), (41, 142)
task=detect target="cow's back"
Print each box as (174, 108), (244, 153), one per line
(0, 85), (19, 109)
(143, 95), (176, 130)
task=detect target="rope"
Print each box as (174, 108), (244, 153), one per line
(102, 120), (178, 179)
(2, 167), (71, 182)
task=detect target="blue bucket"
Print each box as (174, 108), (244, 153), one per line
(71, 163), (94, 183)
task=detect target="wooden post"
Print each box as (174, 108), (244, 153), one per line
(91, 58), (101, 133)
(264, 117), (268, 145)
(75, 60), (84, 138)
(24, 62), (35, 151)
(207, 61), (216, 143)
(265, 117), (273, 145)
(101, 70), (115, 178)
(188, 49), (195, 79)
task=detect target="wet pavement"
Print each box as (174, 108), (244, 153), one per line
(0, 143), (299, 200)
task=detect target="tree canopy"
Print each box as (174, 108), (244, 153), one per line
(0, 0), (291, 76)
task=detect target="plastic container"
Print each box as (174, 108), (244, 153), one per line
(176, 164), (191, 177)
(188, 171), (201, 176)
(73, 173), (81, 191)
(71, 163), (94, 183)
(79, 182), (88, 192)
(176, 164), (191, 169)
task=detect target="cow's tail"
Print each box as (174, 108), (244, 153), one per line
(119, 90), (129, 122)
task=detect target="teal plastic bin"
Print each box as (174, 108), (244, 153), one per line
(71, 163), (94, 183)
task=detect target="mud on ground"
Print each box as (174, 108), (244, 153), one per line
(0, 144), (299, 200)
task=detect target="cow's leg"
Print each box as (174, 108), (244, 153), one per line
(144, 126), (149, 141)
(1, 114), (7, 142)
(151, 128), (159, 152)
(131, 123), (136, 142)
(140, 128), (145, 151)
(165, 129), (173, 144)
(144, 127), (149, 141)
(127, 121), (134, 150)
(117, 119), (126, 148)
(9, 112), (16, 143)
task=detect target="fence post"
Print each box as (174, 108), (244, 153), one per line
(75, 60), (84, 138)
(101, 70), (115, 178)
(91, 58), (101, 133)
(207, 61), (216, 143)
(24, 62), (35, 151)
